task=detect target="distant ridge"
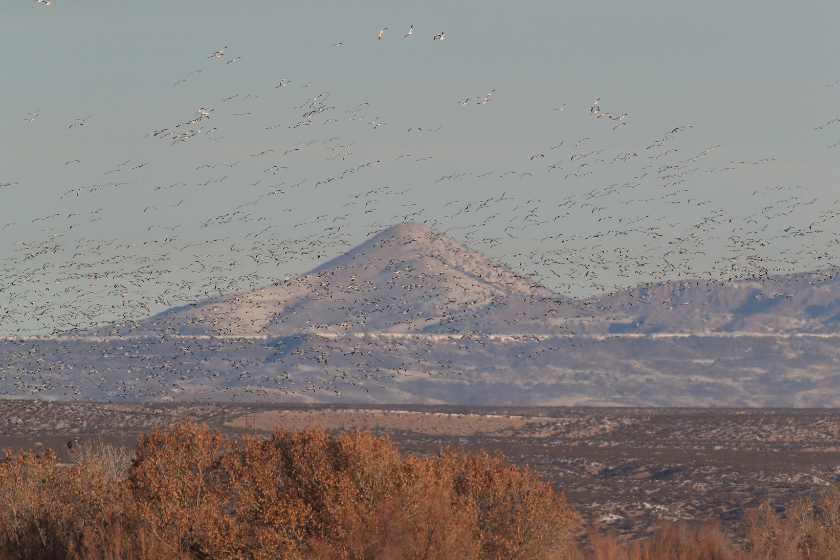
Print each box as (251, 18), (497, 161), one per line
(578, 269), (840, 335)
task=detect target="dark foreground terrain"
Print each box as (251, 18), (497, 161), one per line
(2, 399), (838, 542)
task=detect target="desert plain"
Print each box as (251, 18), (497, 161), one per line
(3, 399), (839, 544)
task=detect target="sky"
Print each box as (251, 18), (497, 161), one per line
(1, 0), (840, 336)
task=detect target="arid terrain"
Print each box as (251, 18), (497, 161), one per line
(3, 399), (838, 543)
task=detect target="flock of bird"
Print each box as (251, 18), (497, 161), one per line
(2, 4), (840, 401)
(372, 25), (442, 40)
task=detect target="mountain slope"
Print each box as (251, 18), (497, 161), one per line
(569, 271), (840, 335)
(115, 222), (566, 338)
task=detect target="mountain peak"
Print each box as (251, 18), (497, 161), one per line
(380, 221), (433, 237)
(110, 221), (840, 341)
(134, 222), (560, 337)
(307, 221), (445, 275)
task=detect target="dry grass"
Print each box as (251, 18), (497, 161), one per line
(569, 521), (734, 560)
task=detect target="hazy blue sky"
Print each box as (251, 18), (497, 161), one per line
(2, 0), (839, 334)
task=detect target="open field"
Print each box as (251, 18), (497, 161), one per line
(2, 400), (839, 542)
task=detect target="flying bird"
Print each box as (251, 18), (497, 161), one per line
(405, 25), (413, 37)
(69, 116), (91, 129)
(208, 46), (227, 58)
(379, 28), (387, 39)
(815, 119), (840, 130)
(433, 32), (445, 40)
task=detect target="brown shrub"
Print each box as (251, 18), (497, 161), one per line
(121, 420), (578, 559)
(0, 443), (186, 560)
(739, 487), (840, 560)
(298, 439), (579, 560)
(126, 419), (234, 555)
(0, 447), (70, 559)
